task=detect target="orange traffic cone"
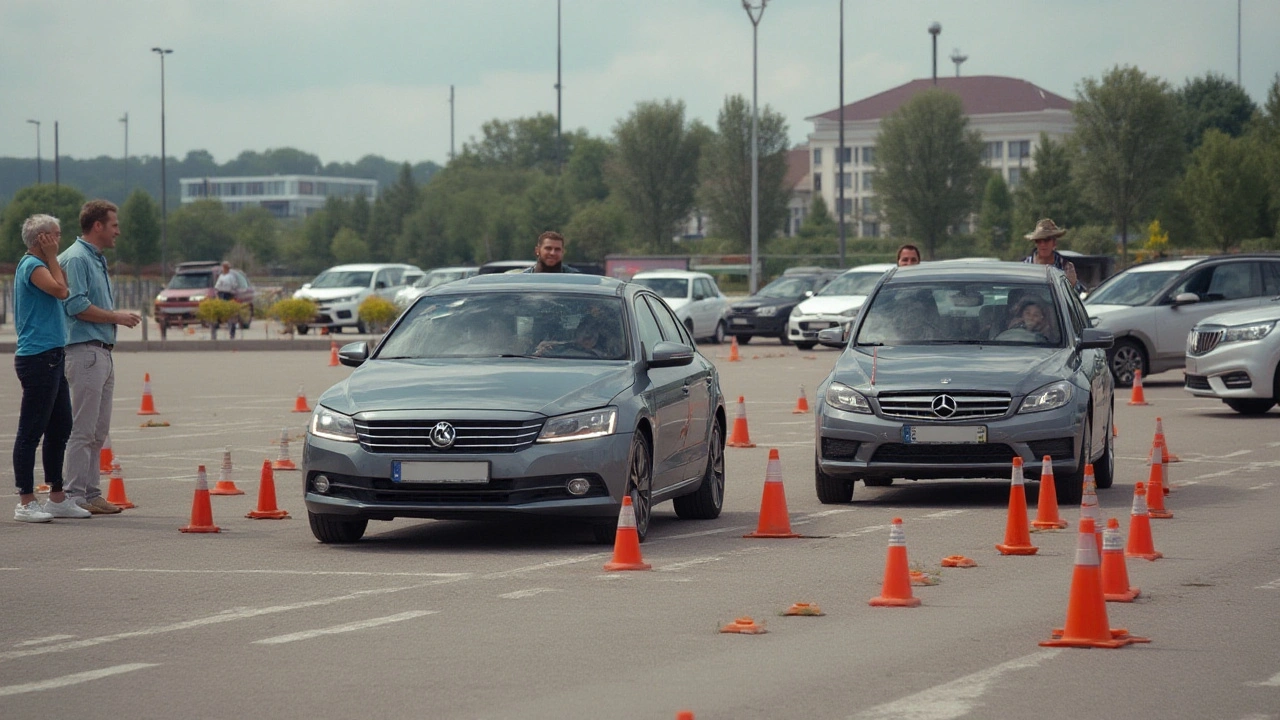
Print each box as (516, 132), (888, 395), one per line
(1031, 455), (1068, 530)
(676, 712), (695, 720)
(603, 495), (651, 571)
(99, 435), (114, 473)
(210, 446), (245, 496)
(1124, 482), (1163, 561)
(1145, 457), (1173, 519)
(1153, 417), (1180, 463)
(179, 465), (221, 533)
(319, 325), (329, 335)
(941, 555), (977, 568)
(791, 385), (810, 414)
(719, 616), (767, 634)
(1127, 369), (1150, 406)
(272, 428), (297, 471)
(1079, 465), (1103, 553)
(137, 373), (160, 415)
(328, 341), (340, 367)
(726, 396), (756, 448)
(36, 483), (51, 493)
(744, 449), (802, 538)
(783, 602), (824, 616)
(1112, 420), (1119, 439)
(104, 460), (136, 509)
(1101, 518), (1139, 602)
(247, 460), (290, 519)
(870, 518), (921, 607)
(292, 385), (311, 413)
(996, 457), (1038, 555)
(1040, 517), (1149, 648)
(727, 336), (741, 362)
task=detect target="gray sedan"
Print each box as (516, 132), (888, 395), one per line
(303, 274), (727, 544)
(814, 262), (1116, 505)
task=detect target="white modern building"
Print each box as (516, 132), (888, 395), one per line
(179, 175), (378, 219)
(803, 75), (1075, 238)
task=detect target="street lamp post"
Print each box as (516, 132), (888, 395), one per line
(25, 119), (41, 184)
(929, 22), (941, 85)
(153, 47), (173, 280)
(838, 0), (845, 267)
(120, 112), (129, 195)
(742, 0), (769, 294)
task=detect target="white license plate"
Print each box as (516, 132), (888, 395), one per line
(902, 425), (987, 443)
(731, 318), (750, 325)
(392, 461), (489, 484)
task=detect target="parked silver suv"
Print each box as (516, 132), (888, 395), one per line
(1185, 299), (1280, 414)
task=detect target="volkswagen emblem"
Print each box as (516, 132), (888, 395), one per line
(429, 421), (457, 449)
(931, 394), (958, 419)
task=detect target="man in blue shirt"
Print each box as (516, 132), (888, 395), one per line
(59, 200), (142, 514)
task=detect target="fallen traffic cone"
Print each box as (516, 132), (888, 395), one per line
(1079, 465), (1103, 553)
(996, 457), (1038, 555)
(676, 712), (695, 720)
(272, 428), (297, 471)
(726, 396), (756, 448)
(137, 373), (160, 415)
(247, 460), (290, 519)
(1127, 369), (1150, 406)
(603, 495), (651, 571)
(719, 616), (766, 634)
(1153, 417), (1180, 463)
(782, 602), (824, 616)
(292, 385), (311, 413)
(744, 449), (802, 538)
(941, 555), (977, 568)
(99, 435), (114, 473)
(869, 518), (922, 607)
(104, 460), (136, 509)
(179, 465), (221, 533)
(328, 341), (340, 367)
(1040, 517), (1149, 648)
(1101, 518), (1140, 602)
(791, 385), (810, 414)
(1031, 455), (1068, 530)
(1145, 457), (1173, 519)
(1124, 482), (1163, 561)
(210, 446), (245, 496)
(727, 336), (741, 362)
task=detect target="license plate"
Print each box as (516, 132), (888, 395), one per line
(731, 318), (750, 326)
(392, 461), (489, 484)
(902, 425), (987, 443)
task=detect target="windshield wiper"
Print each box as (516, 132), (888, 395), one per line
(498, 353), (543, 359)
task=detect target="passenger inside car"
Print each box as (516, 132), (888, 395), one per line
(997, 298), (1057, 344)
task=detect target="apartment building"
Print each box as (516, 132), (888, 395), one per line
(179, 174), (378, 219)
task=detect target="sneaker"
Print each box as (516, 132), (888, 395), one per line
(79, 497), (123, 515)
(43, 497), (93, 519)
(15, 501), (54, 523)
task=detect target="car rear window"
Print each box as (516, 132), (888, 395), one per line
(632, 277), (689, 299)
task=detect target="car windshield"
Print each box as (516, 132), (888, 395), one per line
(855, 282), (1063, 347)
(167, 272), (213, 290)
(1085, 270), (1179, 306)
(379, 293), (629, 360)
(756, 276), (814, 298)
(311, 271), (373, 289)
(632, 277), (689, 299)
(819, 271), (884, 296)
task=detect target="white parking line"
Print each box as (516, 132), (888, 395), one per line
(1248, 483), (1274, 490)
(850, 650), (1062, 720)
(78, 568), (471, 578)
(13, 635), (76, 647)
(254, 611), (436, 645)
(481, 555), (609, 580)
(499, 588), (560, 599)
(831, 524), (890, 539)
(1256, 579), (1280, 590)
(920, 510), (969, 519)
(1244, 671), (1280, 687)
(0, 664), (159, 697)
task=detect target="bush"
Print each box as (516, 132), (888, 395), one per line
(269, 298), (318, 335)
(194, 298), (242, 326)
(358, 296), (400, 332)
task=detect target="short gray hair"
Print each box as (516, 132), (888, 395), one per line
(21, 214), (60, 250)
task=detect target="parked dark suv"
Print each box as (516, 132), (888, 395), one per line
(726, 270), (840, 345)
(154, 261), (255, 338)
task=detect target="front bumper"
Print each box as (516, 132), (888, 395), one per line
(789, 315), (851, 342)
(308, 299), (361, 327)
(727, 313), (786, 336)
(1184, 344), (1278, 400)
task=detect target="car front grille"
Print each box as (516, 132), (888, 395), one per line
(870, 443), (1016, 464)
(1189, 329), (1223, 356)
(877, 392), (1012, 421)
(1028, 438), (1075, 463)
(1184, 374), (1211, 390)
(355, 418), (543, 454)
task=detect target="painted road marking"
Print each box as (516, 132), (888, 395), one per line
(1248, 483), (1274, 490)
(499, 588), (560, 599)
(13, 635), (76, 647)
(0, 664), (158, 697)
(920, 510), (969, 519)
(1256, 579), (1280, 590)
(481, 555), (609, 580)
(254, 611), (436, 645)
(831, 524), (890, 539)
(850, 650), (1062, 720)
(1244, 670), (1280, 687)
(78, 568), (471, 578)
(656, 548), (767, 573)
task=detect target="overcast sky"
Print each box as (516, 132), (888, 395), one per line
(3, 0), (1278, 167)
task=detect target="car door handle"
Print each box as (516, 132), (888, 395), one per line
(682, 382), (691, 396)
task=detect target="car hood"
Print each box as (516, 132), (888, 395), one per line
(830, 345), (1072, 397)
(157, 287), (211, 300)
(296, 287), (366, 301)
(662, 297), (691, 312)
(320, 359), (634, 416)
(795, 295), (867, 316)
(733, 296), (798, 311)
(1084, 303), (1130, 318)
(1196, 301), (1280, 327)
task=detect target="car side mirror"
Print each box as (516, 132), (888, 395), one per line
(803, 290), (814, 298)
(1078, 328), (1113, 350)
(817, 327), (847, 349)
(649, 341), (695, 368)
(339, 341), (369, 367)
(301, 283), (311, 290)
(376, 281), (388, 290)
(1171, 292), (1200, 306)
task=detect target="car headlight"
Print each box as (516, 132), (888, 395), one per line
(1221, 321), (1275, 344)
(537, 407), (617, 443)
(190, 294), (206, 302)
(755, 305), (779, 317)
(839, 305), (862, 317)
(824, 382), (871, 414)
(310, 406), (358, 442)
(327, 295), (357, 304)
(1018, 381), (1073, 414)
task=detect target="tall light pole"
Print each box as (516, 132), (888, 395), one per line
(838, 0), (845, 267)
(1237, 0), (1242, 86)
(929, 22), (941, 85)
(153, 47), (173, 280)
(26, 119), (41, 184)
(555, 0), (563, 172)
(448, 85), (455, 162)
(743, 0), (769, 294)
(120, 112), (129, 196)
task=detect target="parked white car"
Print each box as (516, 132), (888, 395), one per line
(630, 270), (731, 343)
(1184, 299), (1280, 414)
(787, 263), (895, 349)
(293, 263), (421, 334)
(394, 266), (480, 307)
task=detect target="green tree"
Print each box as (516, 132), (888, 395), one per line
(564, 198), (629, 262)
(167, 199), (235, 262)
(697, 95), (790, 252)
(1179, 129), (1268, 252)
(875, 89), (985, 259)
(608, 99), (706, 251)
(0, 184), (86, 262)
(1013, 133), (1085, 235)
(800, 194), (835, 238)
(366, 163), (419, 261)
(976, 173), (1015, 258)
(564, 136), (614, 205)
(1072, 66), (1184, 264)
(231, 206), (280, 269)
(1176, 72), (1259, 150)
(117, 189), (161, 276)
(330, 227), (369, 264)
(458, 114), (576, 174)
(522, 175), (573, 240)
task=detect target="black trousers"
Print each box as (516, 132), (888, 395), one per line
(12, 347), (72, 495)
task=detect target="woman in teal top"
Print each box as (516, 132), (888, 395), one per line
(12, 215), (90, 522)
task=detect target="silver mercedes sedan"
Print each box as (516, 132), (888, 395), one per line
(303, 274), (726, 544)
(814, 262), (1116, 506)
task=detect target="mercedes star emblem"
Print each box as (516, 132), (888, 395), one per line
(429, 421), (457, 449)
(931, 394), (958, 419)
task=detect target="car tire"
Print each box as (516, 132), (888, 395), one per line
(1057, 417), (1090, 506)
(357, 319), (368, 334)
(711, 320), (727, 345)
(673, 420), (725, 520)
(795, 341), (816, 351)
(1108, 339), (1146, 387)
(625, 432), (654, 542)
(1093, 404), (1115, 490)
(297, 325), (310, 335)
(307, 512), (368, 543)
(777, 330), (791, 346)
(815, 456), (854, 503)
(1225, 398), (1276, 415)
(737, 334), (753, 345)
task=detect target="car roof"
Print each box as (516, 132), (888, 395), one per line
(320, 263), (418, 272)
(435, 273), (628, 296)
(175, 261), (221, 272)
(1119, 258), (1203, 273)
(837, 263), (897, 275)
(885, 260), (1059, 283)
(426, 266), (479, 273)
(631, 269), (712, 280)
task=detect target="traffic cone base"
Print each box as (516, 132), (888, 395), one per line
(726, 396), (756, 448)
(1031, 456), (1068, 530)
(1127, 369), (1150, 406)
(248, 460), (290, 519)
(869, 518), (922, 607)
(36, 484), (51, 494)
(180, 466), (221, 534)
(603, 496), (650, 571)
(996, 457), (1039, 555)
(137, 373), (160, 415)
(783, 602), (824, 616)
(105, 462), (136, 509)
(720, 617), (766, 634)
(210, 482), (244, 496)
(745, 449), (802, 538)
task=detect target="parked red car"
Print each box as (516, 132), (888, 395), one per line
(154, 261), (256, 338)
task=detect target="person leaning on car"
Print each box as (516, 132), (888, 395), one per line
(521, 231), (580, 274)
(1022, 218), (1083, 292)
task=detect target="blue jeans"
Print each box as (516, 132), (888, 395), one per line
(12, 348), (73, 496)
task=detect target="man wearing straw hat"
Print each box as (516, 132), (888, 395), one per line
(1022, 218), (1081, 291)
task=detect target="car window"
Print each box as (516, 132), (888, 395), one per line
(633, 277), (689, 299)
(384, 268), (404, 286)
(1062, 278), (1089, 339)
(312, 271), (373, 289)
(819, 271), (885, 296)
(856, 282), (1061, 347)
(1264, 262), (1280, 296)
(648, 295), (688, 343)
(1204, 262), (1259, 300)
(633, 295), (665, 359)
(1085, 269), (1180, 306)
(757, 276), (813, 298)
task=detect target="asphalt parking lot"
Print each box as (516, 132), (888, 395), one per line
(2, 339), (1278, 719)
